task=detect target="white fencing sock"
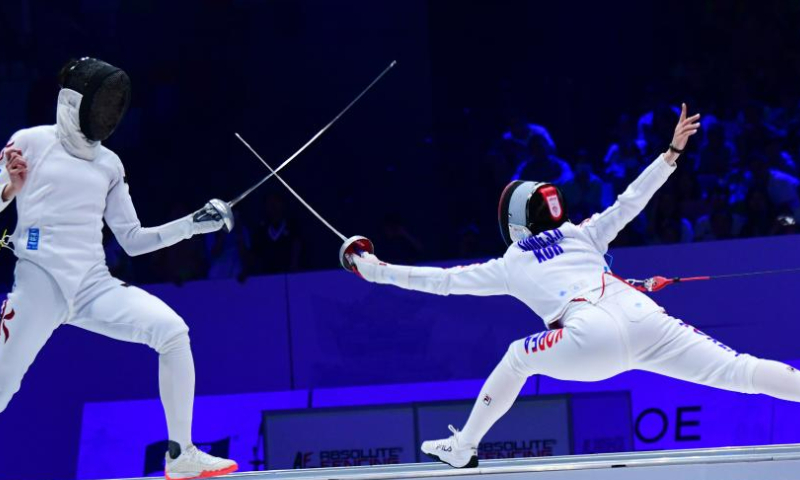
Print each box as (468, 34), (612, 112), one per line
(459, 351), (527, 447)
(159, 334), (195, 450)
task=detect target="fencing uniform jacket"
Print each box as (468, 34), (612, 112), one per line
(353, 155), (676, 326)
(0, 89), (196, 302)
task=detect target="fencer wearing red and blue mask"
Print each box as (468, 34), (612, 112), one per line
(348, 104), (800, 469)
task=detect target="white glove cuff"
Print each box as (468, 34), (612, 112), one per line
(158, 215), (195, 246)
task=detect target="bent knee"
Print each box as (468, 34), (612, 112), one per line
(503, 337), (536, 378)
(149, 314), (190, 354)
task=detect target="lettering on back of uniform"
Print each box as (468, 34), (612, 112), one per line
(27, 228), (40, 250)
(518, 228), (564, 263)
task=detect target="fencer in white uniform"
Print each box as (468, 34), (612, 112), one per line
(0, 58), (237, 480)
(348, 104), (800, 468)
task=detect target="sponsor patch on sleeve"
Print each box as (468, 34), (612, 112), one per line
(26, 228), (40, 250)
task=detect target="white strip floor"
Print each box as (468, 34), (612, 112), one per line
(114, 444), (800, 480)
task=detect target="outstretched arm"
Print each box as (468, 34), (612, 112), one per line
(582, 103), (700, 252)
(350, 253), (509, 297)
(104, 163), (225, 256)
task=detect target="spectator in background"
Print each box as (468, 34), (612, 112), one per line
(456, 223), (482, 259)
(150, 203), (210, 285)
(764, 134), (798, 176)
(604, 114), (648, 194)
(698, 122), (738, 176)
(724, 161), (752, 206)
(560, 160), (609, 223)
(635, 85), (671, 140)
(205, 214), (250, 282)
(486, 115), (557, 189)
(248, 193), (303, 274)
(707, 208), (736, 241)
(501, 115), (556, 155)
(640, 104), (680, 157)
(766, 90), (800, 137)
(739, 188), (777, 238)
(695, 185), (745, 241)
(675, 167), (707, 222)
(376, 213), (424, 265)
(512, 132), (574, 185)
(772, 214), (799, 236)
(736, 101), (775, 158)
(748, 156), (800, 220)
(647, 191), (694, 244)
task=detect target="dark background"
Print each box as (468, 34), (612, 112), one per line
(1, 0), (798, 283)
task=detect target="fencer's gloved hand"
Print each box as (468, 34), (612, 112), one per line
(348, 252), (384, 282)
(190, 201), (226, 235)
(348, 252), (414, 289)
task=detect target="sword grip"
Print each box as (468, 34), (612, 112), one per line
(339, 236), (375, 272)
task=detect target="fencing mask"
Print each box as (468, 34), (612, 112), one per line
(498, 181), (568, 245)
(58, 57), (131, 142)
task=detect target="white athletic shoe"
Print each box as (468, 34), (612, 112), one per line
(165, 444), (238, 480)
(421, 425), (479, 468)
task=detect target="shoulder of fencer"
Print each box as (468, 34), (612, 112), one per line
(502, 242), (520, 258)
(502, 240), (533, 261)
(565, 219), (599, 239)
(9, 125), (57, 148)
(569, 218), (594, 231)
(96, 145), (125, 173)
(6, 125), (58, 163)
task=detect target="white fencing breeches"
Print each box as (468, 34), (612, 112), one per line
(459, 285), (800, 447)
(0, 260), (194, 447)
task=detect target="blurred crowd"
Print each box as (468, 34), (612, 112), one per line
(98, 91), (800, 286)
(1, 0), (799, 287)
(485, 98), (800, 248)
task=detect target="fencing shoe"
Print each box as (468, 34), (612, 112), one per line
(420, 425), (479, 468)
(165, 443), (238, 480)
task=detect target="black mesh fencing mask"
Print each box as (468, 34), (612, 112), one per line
(58, 57), (131, 141)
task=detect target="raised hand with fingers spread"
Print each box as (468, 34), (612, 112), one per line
(665, 103), (701, 165)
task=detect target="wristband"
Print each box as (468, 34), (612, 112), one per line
(668, 143), (684, 154)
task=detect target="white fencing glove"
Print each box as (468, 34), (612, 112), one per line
(190, 199), (232, 235)
(349, 252), (411, 288)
